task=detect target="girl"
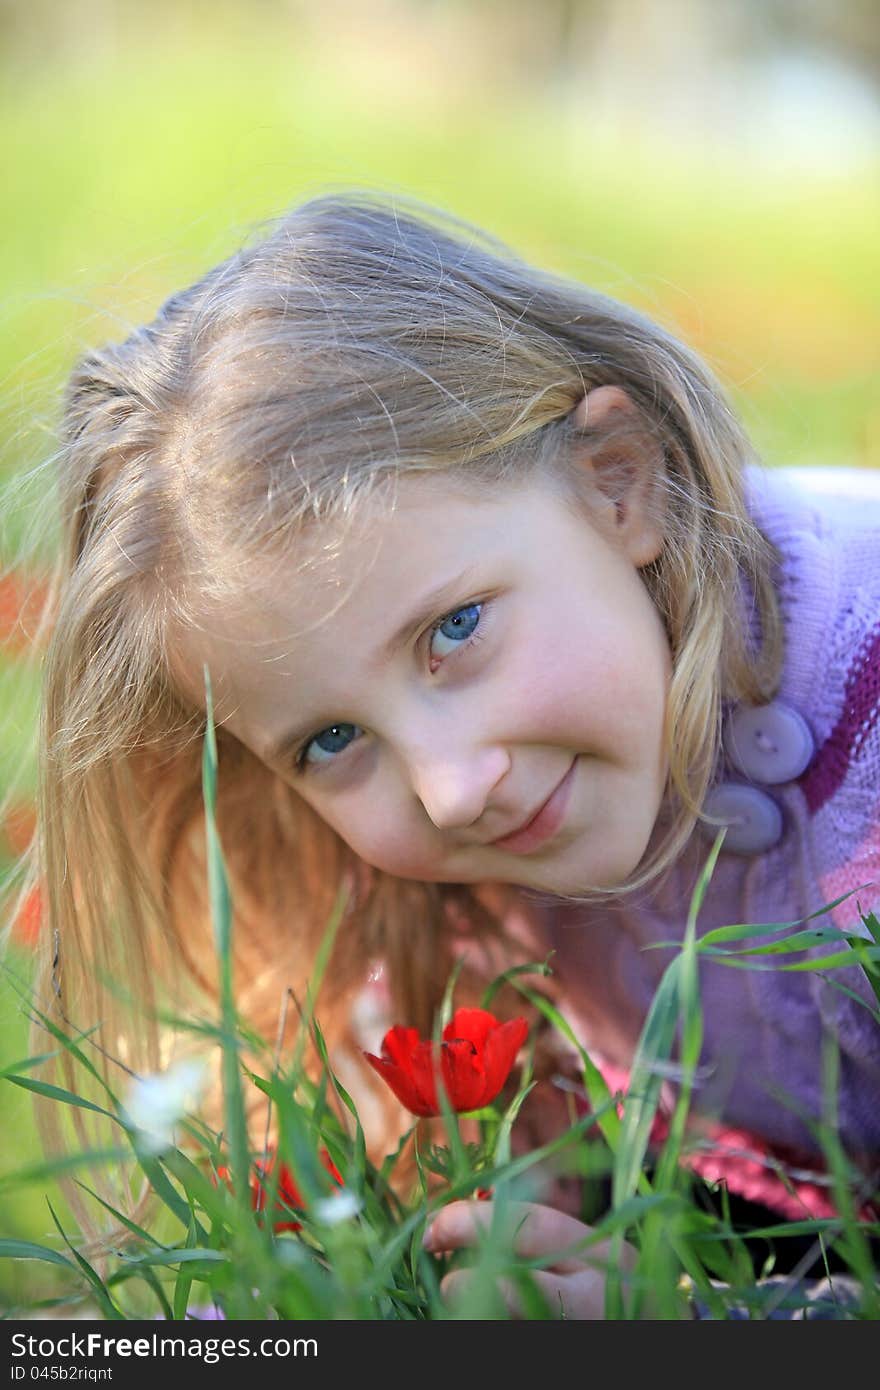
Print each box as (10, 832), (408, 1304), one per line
(4, 192), (879, 1318)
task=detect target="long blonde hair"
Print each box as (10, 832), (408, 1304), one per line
(2, 192), (784, 1224)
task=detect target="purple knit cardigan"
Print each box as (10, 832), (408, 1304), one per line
(534, 465), (880, 1160)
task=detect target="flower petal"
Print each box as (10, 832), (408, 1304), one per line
(380, 1025), (423, 1067)
(365, 1027), (440, 1116)
(479, 1016), (529, 1105)
(364, 1051), (427, 1114)
(405, 1039), (442, 1115)
(441, 1038), (487, 1112)
(442, 1007), (497, 1050)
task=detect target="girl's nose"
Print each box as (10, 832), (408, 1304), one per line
(408, 743), (512, 833)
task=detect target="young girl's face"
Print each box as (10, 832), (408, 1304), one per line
(179, 469), (672, 897)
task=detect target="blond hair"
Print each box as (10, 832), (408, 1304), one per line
(2, 192), (784, 1230)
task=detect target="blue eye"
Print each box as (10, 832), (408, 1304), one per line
(296, 601), (485, 771)
(429, 603), (483, 662)
(300, 722), (362, 768)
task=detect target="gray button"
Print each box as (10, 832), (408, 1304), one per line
(700, 782), (783, 854)
(723, 700), (815, 785)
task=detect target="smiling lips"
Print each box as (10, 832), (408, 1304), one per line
(489, 758), (577, 855)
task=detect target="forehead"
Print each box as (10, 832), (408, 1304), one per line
(169, 471), (543, 719)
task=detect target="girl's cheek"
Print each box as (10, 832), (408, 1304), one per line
(315, 796), (435, 878)
(361, 821), (451, 881)
(357, 831), (440, 880)
(499, 640), (604, 743)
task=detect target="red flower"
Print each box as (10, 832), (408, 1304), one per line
(10, 883), (41, 950)
(217, 1149), (344, 1233)
(364, 1007), (528, 1117)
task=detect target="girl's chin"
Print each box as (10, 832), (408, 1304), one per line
(506, 840), (649, 898)
(369, 834), (646, 893)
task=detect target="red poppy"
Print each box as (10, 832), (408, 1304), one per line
(10, 883), (41, 950)
(217, 1149), (344, 1233)
(364, 1007), (529, 1117)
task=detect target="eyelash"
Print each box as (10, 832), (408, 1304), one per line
(293, 599), (489, 773)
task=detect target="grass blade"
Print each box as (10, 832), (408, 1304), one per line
(0, 1239), (74, 1269)
(202, 666), (249, 1217)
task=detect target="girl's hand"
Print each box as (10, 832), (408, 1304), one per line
(422, 1199), (637, 1319)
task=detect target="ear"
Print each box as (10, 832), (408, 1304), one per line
(568, 385), (665, 568)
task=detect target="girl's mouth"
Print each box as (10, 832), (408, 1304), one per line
(489, 758), (577, 855)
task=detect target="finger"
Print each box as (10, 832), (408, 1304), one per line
(440, 1266), (606, 1320)
(424, 1199), (622, 1275)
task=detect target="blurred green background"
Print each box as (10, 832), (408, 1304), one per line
(1, 0), (879, 1310)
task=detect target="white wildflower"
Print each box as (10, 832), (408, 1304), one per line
(312, 1189), (362, 1226)
(123, 1058), (208, 1155)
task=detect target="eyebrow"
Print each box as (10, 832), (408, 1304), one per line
(263, 564), (481, 768)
